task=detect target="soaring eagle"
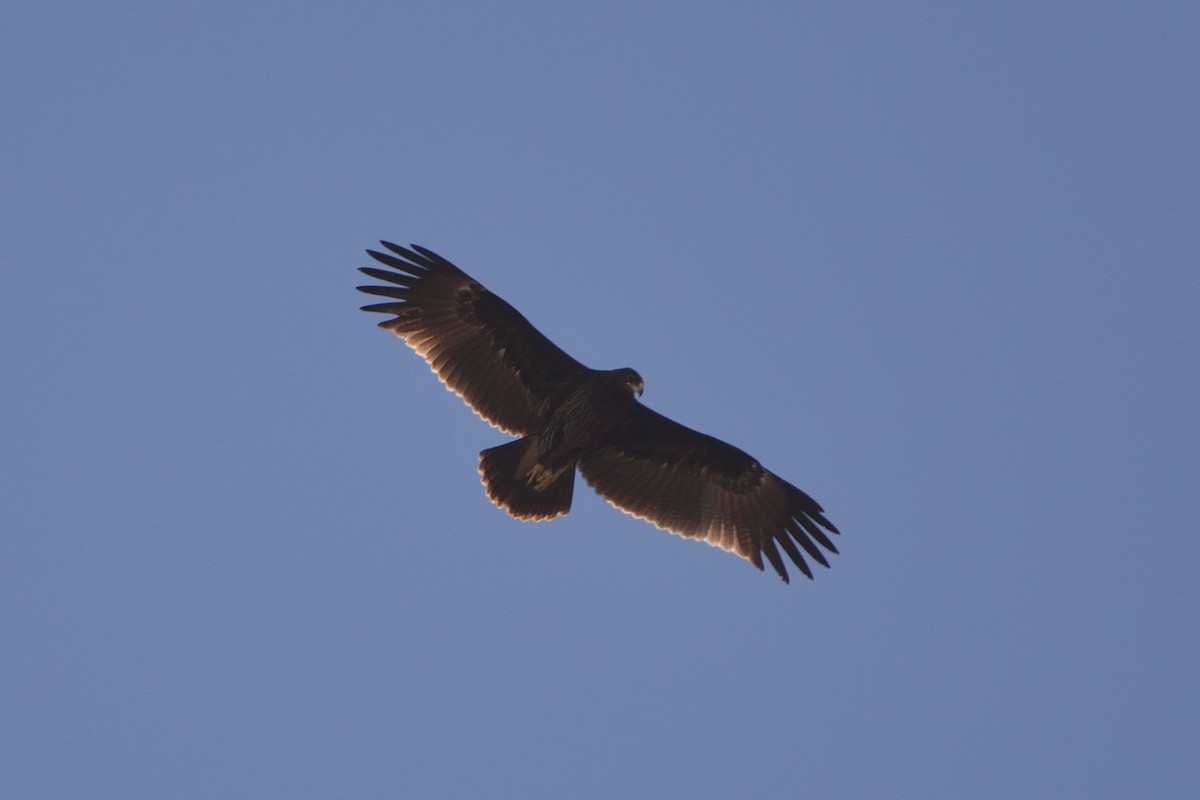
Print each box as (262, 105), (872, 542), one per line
(357, 242), (839, 582)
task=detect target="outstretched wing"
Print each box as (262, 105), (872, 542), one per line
(357, 242), (592, 435)
(578, 404), (839, 582)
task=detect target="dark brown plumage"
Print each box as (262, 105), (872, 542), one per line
(357, 242), (839, 582)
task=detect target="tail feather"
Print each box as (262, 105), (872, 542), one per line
(478, 438), (575, 521)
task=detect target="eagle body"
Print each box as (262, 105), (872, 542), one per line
(358, 242), (839, 583)
(480, 367), (643, 519)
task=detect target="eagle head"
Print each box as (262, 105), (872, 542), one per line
(616, 368), (644, 397)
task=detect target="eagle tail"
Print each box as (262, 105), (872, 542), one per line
(478, 438), (575, 521)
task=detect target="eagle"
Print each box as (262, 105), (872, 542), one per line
(357, 242), (839, 582)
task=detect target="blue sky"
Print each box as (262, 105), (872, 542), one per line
(4, 2), (1198, 797)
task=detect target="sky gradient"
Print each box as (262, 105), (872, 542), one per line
(4, 3), (1198, 798)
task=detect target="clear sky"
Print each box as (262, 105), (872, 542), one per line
(4, 2), (1198, 798)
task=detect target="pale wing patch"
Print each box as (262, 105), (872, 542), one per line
(390, 324), (526, 435)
